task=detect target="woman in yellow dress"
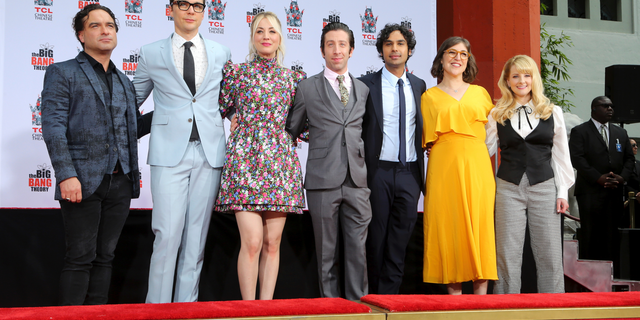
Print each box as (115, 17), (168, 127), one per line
(421, 36), (497, 295)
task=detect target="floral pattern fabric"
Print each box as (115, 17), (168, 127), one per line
(215, 56), (306, 214)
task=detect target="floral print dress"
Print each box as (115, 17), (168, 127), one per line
(215, 56), (306, 214)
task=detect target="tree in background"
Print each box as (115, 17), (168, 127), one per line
(540, 3), (575, 111)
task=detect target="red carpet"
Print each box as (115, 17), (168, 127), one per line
(0, 298), (371, 320)
(361, 292), (640, 312)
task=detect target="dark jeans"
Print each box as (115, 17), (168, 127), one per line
(59, 171), (132, 305)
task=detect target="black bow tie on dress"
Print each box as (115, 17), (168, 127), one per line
(516, 105), (533, 130)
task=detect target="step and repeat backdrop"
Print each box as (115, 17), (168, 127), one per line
(0, 0), (436, 209)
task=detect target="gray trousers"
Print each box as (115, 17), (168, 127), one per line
(306, 177), (372, 300)
(493, 174), (564, 294)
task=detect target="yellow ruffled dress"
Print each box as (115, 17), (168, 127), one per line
(421, 85), (498, 284)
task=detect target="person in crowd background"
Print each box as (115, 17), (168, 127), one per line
(421, 36), (497, 295)
(132, 0), (232, 303)
(286, 22), (372, 300)
(215, 11), (306, 300)
(486, 55), (574, 294)
(569, 96), (634, 272)
(41, 4), (151, 305)
(359, 23), (426, 294)
(624, 138), (640, 228)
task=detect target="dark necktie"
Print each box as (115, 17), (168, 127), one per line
(184, 41), (200, 141)
(183, 41), (196, 95)
(398, 78), (406, 166)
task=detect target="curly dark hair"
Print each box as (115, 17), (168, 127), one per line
(430, 36), (478, 83)
(72, 4), (119, 49)
(375, 23), (416, 62)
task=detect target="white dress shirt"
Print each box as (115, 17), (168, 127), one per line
(172, 32), (208, 93)
(379, 67), (417, 162)
(324, 67), (351, 99)
(486, 101), (575, 200)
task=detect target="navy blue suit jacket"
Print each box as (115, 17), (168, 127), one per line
(359, 69), (427, 193)
(41, 53), (150, 200)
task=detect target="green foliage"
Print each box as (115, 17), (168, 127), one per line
(540, 19), (576, 111)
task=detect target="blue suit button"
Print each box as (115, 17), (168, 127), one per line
(192, 98), (196, 103)
(105, 144), (109, 148)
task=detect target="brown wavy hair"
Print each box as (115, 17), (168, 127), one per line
(430, 36), (478, 83)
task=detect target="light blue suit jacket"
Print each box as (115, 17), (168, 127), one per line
(133, 34), (231, 167)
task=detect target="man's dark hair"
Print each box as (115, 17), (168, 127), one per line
(72, 4), (119, 48)
(320, 22), (355, 51)
(375, 23), (416, 62)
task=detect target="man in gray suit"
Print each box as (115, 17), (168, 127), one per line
(286, 22), (372, 300)
(133, 0), (231, 303)
(41, 4), (151, 305)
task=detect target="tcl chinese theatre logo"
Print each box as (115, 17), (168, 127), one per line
(360, 6), (378, 46)
(207, 0), (226, 34)
(30, 95), (44, 141)
(284, 0), (303, 41)
(124, 0), (143, 28)
(34, 0), (53, 21)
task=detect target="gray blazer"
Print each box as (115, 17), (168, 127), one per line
(41, 53), (148, 200)
(286, 72), (370, 190)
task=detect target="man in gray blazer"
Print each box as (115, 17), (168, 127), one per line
(286, 22), (372, 300)
(41, 4), (151, 305)
(133, 0), (231, 303)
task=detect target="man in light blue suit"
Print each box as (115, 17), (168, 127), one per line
(133, 0), (231, 303)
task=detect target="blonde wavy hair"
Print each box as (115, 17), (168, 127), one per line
(247, 11), (286, 67)
(493, 55), (553, 125)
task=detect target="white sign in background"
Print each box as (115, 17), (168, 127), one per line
(1, 0), (436, 209)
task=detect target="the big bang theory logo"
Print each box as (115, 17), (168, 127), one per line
(79, 0), (100, 9)
(121, 49), (140, 77)
(360, 6), (378, 46)
(246, 3), (265, 26)
(29, 164), (53, 193)
(360, 65), (377, 77)
(34, 0), (53, 21)
(401, 16), (412, 31)
(284, 0), (303, 41)
(322, 10), (340, 28)
(124, 0), (143, 28)
(207, 0), (226, 34)
(31, 95), (44, 141)
(290, 60), (304, 72)
(32, 43), (54, 71)
(165, 4), (174, 21)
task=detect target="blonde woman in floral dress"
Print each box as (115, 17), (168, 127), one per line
(215, 12), (306, 300)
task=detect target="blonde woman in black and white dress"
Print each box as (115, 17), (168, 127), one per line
(485, 55), (574, 294)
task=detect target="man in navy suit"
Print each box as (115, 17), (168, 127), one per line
(41, 4), (150, 305)
(133, 0), (231, 303)
(358, 23), (426, 294)
(570, 96), (634, 269)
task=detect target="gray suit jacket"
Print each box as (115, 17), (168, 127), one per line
(286, 72), (370, 190)
(41, 53), (148, 200)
